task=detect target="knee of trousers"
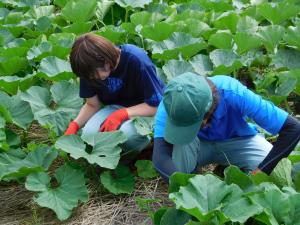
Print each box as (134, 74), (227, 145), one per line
(119, 120), (151, 152)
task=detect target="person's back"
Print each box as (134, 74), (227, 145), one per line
(153, 72), (300, 182)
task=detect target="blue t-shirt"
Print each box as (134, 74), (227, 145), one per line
(79, 44), (165, 107)
(154, 75), (288, 141)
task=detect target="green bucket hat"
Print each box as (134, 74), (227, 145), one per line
(163, 72), (213, 145)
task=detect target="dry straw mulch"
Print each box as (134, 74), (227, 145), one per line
(0, 177), (171, 225)
(1, 123), (218, 225)
(2, 123), (171, 225)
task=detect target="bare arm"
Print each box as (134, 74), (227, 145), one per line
(126, 102), (157, 118)
(74, 95), (101, 127)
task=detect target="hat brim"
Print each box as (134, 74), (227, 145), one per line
(164, 116), (202, 145)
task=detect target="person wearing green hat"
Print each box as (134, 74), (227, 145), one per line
(153, 72), (300, 181)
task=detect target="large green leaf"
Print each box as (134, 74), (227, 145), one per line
(258, 25), (285, 53)
(0, 73), (36, 95)
(189, 54), (213, 76)
(95, 0), (114, 21)
(0, 129), (17, 151)
(37, 56), (75, 81)
(173, 19), (215, 39)
(153, 207), (168, 225)
(0, 116), (5, 128)
(167, 10), (206, 24)
(132, 116), (154, 136)
(162, 59), (195, 82)
(209, 49), (243, 74)
(151, 32), (207, 61)
(213, 11), (240, 34)
(0, 146), (57, 180)
(224, 165), (254, 191)
(240, 49), (265, 67)
(0, 56), (28, 76)
(120, 23), (136, 36)
(36, 18), (52, 33)
(5, 129), (20, 147)
(0, 148), (26, 178)
(168, 172), (196, 194)
(0, 129), (6, 145)
(275, 71), (298, 96)
(25, 5), (55, 19)
(27, 41), (52, 61)
(288, 193), (300, 225)
(53, 0), (67, 8)
(257, 1), (300, 25)
(270, 158), (293, 188)
(25, 164), (88, 221)
(271, 49), (300, 70)
(250, 189), (291, 225)
(234, 32), (261, 54)
(100, 164), (134, 195)
(159, 208), (191, 225)
(222, 197), (263, 223)
(169, 174), (242, 223)
(61, 20), (93, 34)
(3, 0), (49, 7)
(61, 0), (97, 23)
(141, 22), (175, 42)
(284, 25), (300, 50)
(280, 69), (300, 95)
(47, 33), (74, 59)
(55, 132), (127, 169)
(169, 174), (258, 223)
(48, 33), (75, 49)
(95, 25), (126, 44)
(0, 91), (33, 129)
(135, 160), (158, 179)
(114, 0), (152, 9)
(8, 94), (34, 129)
(199, 0), (234, 12)
(250, 172), (272, 186)
(208, 31), (233, 49)
(130, 11), (163, 26)
(178, 20), (214, 40)
(21, 81), (82, 135)
(0, 8), (9, 21)
(236, 16), (258, 33)
(0, 46), (28, 58)
(184, 221), (203, 225)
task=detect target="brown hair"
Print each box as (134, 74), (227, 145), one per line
(202, 78), (219, 127)
(69, 33), (120, 80)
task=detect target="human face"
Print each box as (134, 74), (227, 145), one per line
(93, 62), (111, 80)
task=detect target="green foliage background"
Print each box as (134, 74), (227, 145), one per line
(0, 0), (300, 223)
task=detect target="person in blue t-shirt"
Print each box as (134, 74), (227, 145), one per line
(65, 33), (164, 153)
(153, 72), (300, 182)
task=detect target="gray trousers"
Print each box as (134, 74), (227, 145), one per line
(82, 105), (150, 153)
(172, 134), (272, 173)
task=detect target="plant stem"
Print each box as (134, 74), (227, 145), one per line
(125, 8), (129, 23)
(95, 22), (100, 30)
(22, 130), (28, 148)
(140, 34), (145, 49)
(111, 7), (114, 25)
(233, 69), (237, 79)
(284, 98), (293, 114)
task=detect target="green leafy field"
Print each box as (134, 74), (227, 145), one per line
(0, 0), (300, 224)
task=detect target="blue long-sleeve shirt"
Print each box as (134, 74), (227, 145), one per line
(153, 76), (300, 181)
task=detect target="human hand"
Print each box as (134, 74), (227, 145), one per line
(251, 168), (262, 175)
(64, 121), (79, 135)
(100, 108), (129, 132)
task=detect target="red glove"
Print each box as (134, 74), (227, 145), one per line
(100, 108), (129, 132)
(64, 121), (79, 135)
